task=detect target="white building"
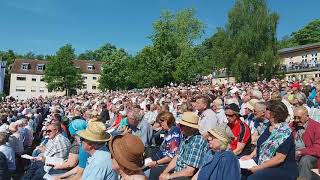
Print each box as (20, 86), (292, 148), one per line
(9, 59), (102, 99)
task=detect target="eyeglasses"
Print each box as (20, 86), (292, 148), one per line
(225, 113), (235, 117)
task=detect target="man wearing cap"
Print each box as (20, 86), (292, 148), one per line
(225, 103), (252, 157)
(155, 112), (208, 180)
(194, 95), (218, 135)
(77, 121), (117, 180)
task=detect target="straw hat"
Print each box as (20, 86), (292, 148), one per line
(179, 112), (199, 129)
(77, 121), (111, 142)
(109, 134), (144, 171)
(208, 127), (232, 145)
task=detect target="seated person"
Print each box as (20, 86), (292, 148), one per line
(290, 106), (320, 180)
(109, 134), (147, 180)
(241, 100), (298, 180)
(146, 112), (182, 168)
(192, 126), (240, 180)
(51, 119), (87, 177)
(150, 112), (208, 180)
(225, 103), (252, 157)
(22, 122), (71, 180)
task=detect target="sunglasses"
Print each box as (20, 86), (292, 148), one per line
(46, 130), (52, 133)
(225, 113), (235, 117)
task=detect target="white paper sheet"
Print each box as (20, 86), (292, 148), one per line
(311, 169), (319, 175)
(43, 173), (53, 180)
(45, 156), (64, 166)
(144, 157), (152, 166)
(21, 154), (34, 160)
(239, 159), (257, 169)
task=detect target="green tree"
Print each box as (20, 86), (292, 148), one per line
(131, 8), (204, 88)
(208, 0), (279, 82)
(78, 50), (96, 60)
(98, 49), (131, 90)
(44, 44), (83, 96)
(292, 19), (320, 45)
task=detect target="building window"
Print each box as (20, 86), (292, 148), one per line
(87, 64), (94, 70)
(39, 88), (45, 93)
(16, 76), (26, 81)
(37, 64), (45, 71)
(40, 77), (44, 81)
(21, 63), (29, 70)
(92, 85), (97, 90)
(32, 77), (37, 81)
(83, 84), (87, 89)
(31, 87), (36, 92)
(16, 86), (26, 92)
(92, 76), (97, 80)
(83, 76), (87, 80)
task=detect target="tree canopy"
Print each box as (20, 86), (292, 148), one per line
(44, 44), (84, 96)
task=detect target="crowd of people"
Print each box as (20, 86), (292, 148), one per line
(0, 78), (319, 180)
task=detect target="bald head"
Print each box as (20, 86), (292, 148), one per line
(293, 106), (309, 127)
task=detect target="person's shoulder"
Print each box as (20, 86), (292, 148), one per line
(128, 175), (147, 180)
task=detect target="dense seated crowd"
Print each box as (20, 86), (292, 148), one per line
(0, 79), (320, 180)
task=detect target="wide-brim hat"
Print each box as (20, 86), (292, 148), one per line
(109, 134), (144, 171)
(179, 112), (199, 129)
(208, 127), (231, 145)
(77, 121), (111, 142)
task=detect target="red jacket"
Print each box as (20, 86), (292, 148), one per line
(290, 119), (320, 171)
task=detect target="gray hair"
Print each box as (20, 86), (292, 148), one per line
(251, 90), (262, 100)
(254, 101), (266, 112)
(295, 92), (307, 105)
(127, 108), (144, 122)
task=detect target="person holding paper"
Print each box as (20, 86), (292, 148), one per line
(145, 112), (182, 168)
(191, 126), (240, 180)
(241, 100), (298, 180)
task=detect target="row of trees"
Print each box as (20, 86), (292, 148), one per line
(1, 0), (320, 94)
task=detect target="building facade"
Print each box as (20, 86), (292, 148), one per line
(10, 59), (102, 100)
(278, 42), (320, 81)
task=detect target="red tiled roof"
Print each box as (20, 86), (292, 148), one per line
(10, 59), (103, 75)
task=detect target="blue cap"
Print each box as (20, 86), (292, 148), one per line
(68, 119), (87, 136)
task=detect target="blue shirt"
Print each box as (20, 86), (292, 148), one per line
(82, 146), (117, 180)
(78, 144), (90, 168)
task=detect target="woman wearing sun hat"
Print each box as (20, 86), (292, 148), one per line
(109, 134), (147, 180)
(192, 126), (241, 180)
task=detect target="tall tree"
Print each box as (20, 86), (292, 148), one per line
(209, 0), (279, 82)
(98, 49), (131, 90)
(44, 44), (83, 96)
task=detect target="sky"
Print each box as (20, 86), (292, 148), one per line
(0, 0), (319, 56)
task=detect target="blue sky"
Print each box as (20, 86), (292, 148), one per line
(0, 0), (319, 55)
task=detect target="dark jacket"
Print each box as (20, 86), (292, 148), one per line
(0, 151), (9, 180)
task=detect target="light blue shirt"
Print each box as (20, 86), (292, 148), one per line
(82, 146), (117, 180)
